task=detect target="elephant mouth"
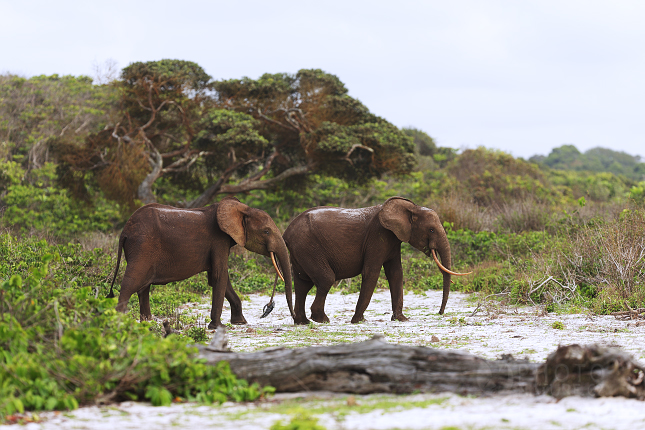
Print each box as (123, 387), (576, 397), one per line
(430, 249), (472, 276)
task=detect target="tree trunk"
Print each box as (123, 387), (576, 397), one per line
(137, 148), (163, 205)
(197, 334), (645, 400)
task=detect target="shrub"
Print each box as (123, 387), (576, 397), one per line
(526, 208), (645, 314)
(0, 255), (269, 422)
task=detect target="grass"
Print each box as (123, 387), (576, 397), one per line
(225, 394), (451, 422)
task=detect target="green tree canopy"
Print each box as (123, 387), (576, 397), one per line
(0, 74), (113, 171)
(54, 63), (415, 209)
(530, 144), (645, 181)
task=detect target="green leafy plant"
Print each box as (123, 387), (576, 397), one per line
(270, 409), (327, 430)
(0, 255), (270, 422)
(551, 321), (565, 330)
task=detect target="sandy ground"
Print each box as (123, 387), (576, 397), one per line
(6, 290), (645, 430)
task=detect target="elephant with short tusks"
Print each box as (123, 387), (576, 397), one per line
(277, 196), (470, 325)
(107, 196), (295, 328)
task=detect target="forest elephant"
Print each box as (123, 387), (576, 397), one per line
(281, 196), (471, 325)
(107, 197), (294, 328)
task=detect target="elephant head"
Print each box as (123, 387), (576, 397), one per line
(378, 197), (471, 315)
(217, 197), (295, 319)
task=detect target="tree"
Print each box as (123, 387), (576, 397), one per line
(0, 74), (113, 171)
(530, 144), (645, 182)
(402, 127), (437, 156)
(55, 64), (416, 209)
(55, 60), (214, 208)
(195, 69), (415, 207)
(402, 127), (455, 168)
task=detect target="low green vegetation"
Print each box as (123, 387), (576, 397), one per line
(551, 321), (565, 330)
(0, 253), (270, 421)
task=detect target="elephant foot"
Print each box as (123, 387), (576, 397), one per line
(207, 321), (222, 330)
(310, 313), (330, 324)
(350, 314), (365, 324)
(140, 313), (153, 322)
(294, 315), (311, 325)
(230, 314), (248, 325)
(391, 313), (409, 322)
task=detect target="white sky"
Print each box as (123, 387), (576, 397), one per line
(1, 0), (644, 160)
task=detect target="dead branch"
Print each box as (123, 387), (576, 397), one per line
(343, 144), (375, 166)
(611, 302), (645, 320)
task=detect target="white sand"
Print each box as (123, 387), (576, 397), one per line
(7, 290), (645, 430)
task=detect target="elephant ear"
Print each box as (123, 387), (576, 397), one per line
(378, 197), (416, 243)
(217, 197), (248, 247)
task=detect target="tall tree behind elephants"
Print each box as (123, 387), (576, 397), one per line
(54, 60), (416, 211)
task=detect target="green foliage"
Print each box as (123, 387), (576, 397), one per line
(0, 255), (268, 422)
(1, 162), (121, 237)
(121, 60), (211, 93)
(630, 181), (645, 205)
(402, 127), (437, 157)
(270, 409), (327, 430)
(228, 253), (278, 295)
(214, 68), (416, 185)
(449, 147), (554, 206)
(185, 325), (208, 343)
(0, 73), (114, 168)
(551, 321), (565, 330)
(531, 144), (645, 182)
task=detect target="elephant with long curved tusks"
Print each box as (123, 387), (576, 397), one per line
(276, 196), (470, 325)
(107, 196), (295, 328)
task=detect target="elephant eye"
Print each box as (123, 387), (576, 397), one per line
(430, 229), (434, 233)
(264, 230), (270, 235)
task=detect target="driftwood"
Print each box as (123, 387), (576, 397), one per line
(197, 330), (645, 400)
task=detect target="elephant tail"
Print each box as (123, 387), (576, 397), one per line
(260, 273), (279, 318)
(107, 236), (126, 299)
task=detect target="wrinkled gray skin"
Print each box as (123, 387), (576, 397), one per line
(283, 196), (453, 325)
(108, 196), (294, 328)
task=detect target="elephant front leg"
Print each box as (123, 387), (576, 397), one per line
(208, 271), (229, 329)
(351, 267), (381, 324)
(384, 258), (408, 322)
(225, 279), (247, 325)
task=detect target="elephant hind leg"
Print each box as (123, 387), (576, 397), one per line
(294, 276), (314, 325)
(309, 271), (336, 324)
(138, 284), (153, 321)
(116, 264), (152, 319)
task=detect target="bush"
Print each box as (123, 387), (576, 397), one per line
(1, 162), (122, 238)
(0, 255), (270, 422)
(522, 208), (645, 313)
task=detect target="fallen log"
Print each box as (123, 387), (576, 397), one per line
(197, 331), (645, 400)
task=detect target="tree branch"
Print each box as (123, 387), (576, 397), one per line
(257, 108), (297, 131)
(343, 144), (375, 165)
(219, 164), (312, 194)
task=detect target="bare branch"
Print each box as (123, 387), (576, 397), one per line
(242, 150), (277, 184)
(257, 108), (296, 131)
(220, 163), (312, 194)
(343, 144), (375, 166)
(162, 150), (213, 174)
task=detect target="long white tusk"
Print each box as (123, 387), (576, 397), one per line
(270, 252), (285, 282)
(431, 249), (473, 276)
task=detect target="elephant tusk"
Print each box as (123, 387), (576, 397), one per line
(270, 252), (285, 282)
(431, 249), (472, 276)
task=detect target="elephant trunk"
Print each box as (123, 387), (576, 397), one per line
(436, 240), (452, 315)
(273, 242), (295, 320)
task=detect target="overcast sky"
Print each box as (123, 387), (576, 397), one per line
(2, 0), (644, 160)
